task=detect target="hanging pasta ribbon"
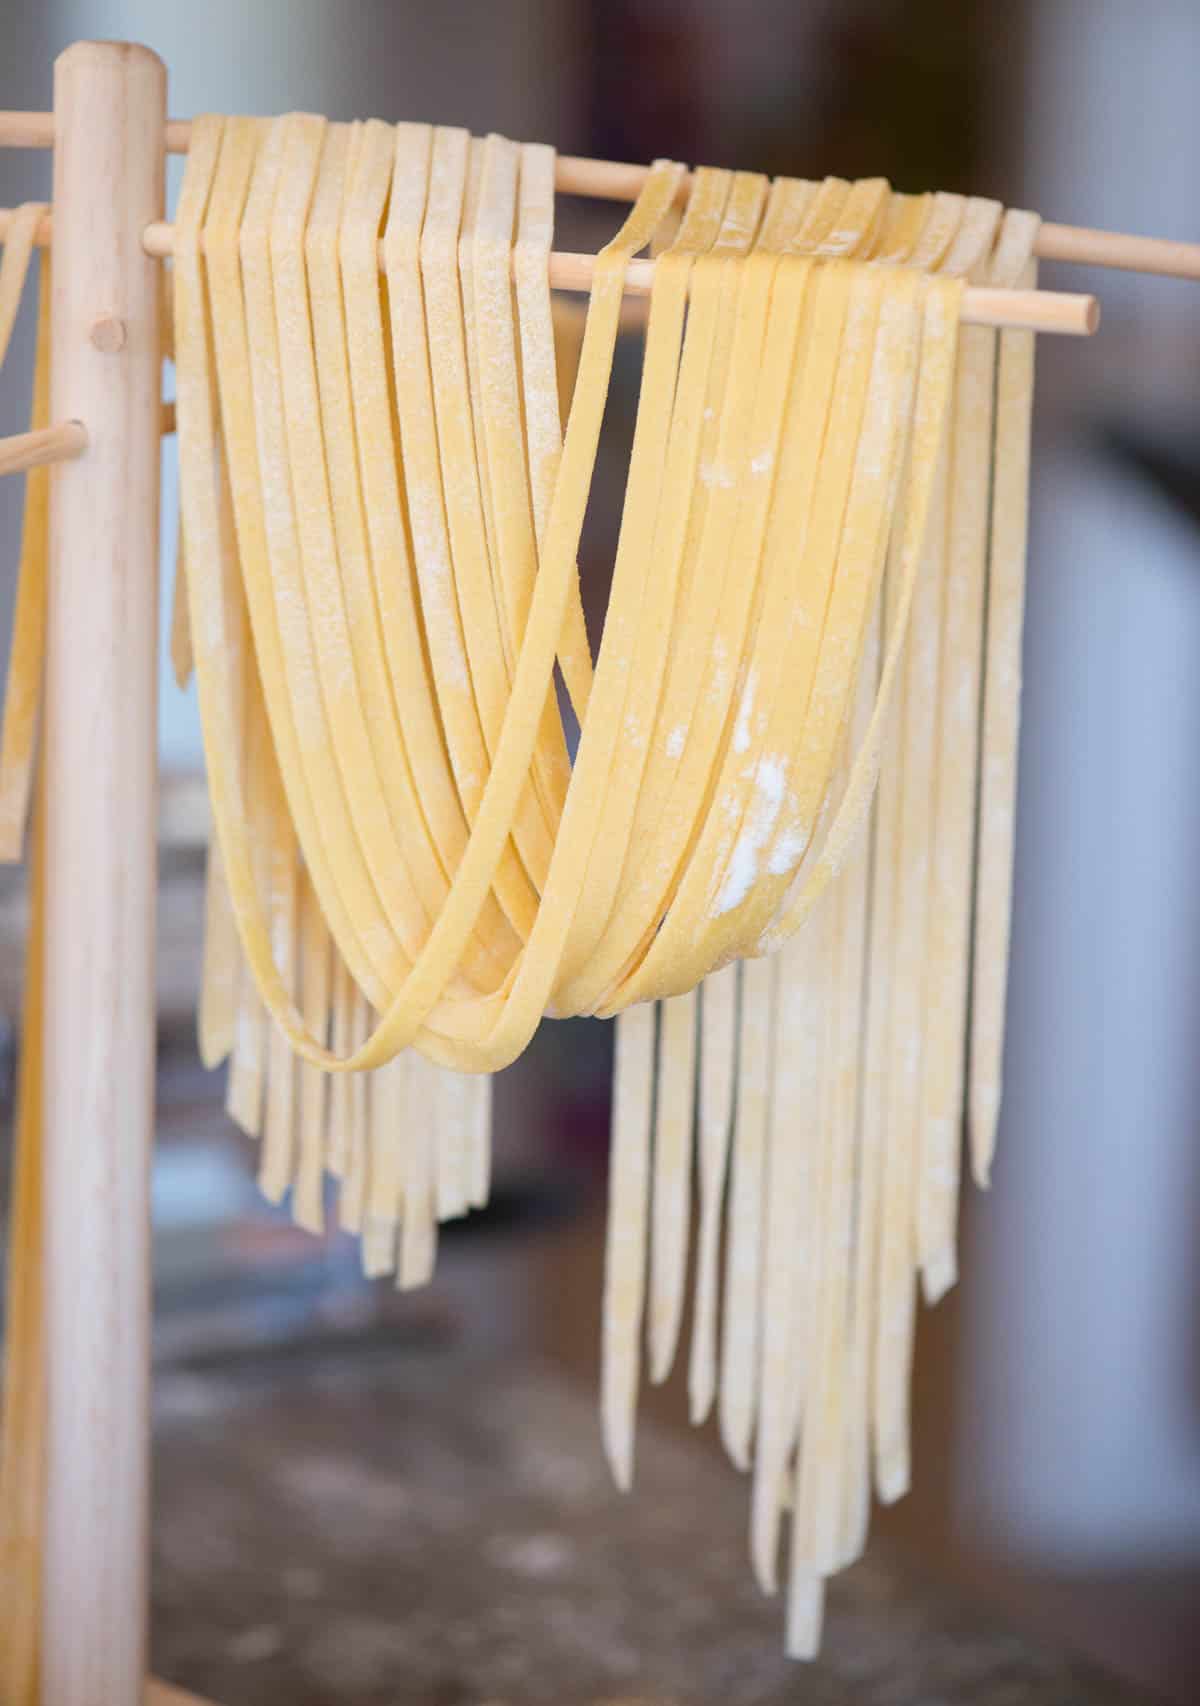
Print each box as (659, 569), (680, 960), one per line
(0, 207), (50, 862)
(0, 217), (53, 1704)
(166, 118), (1042, 1656)
(0, 115), (1040, 1664)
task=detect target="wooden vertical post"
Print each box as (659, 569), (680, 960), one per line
(40, 41), (165, 1706)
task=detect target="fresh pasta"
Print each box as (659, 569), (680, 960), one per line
(0, 213), (51, 1706)
(0, 122), (1040, 1665)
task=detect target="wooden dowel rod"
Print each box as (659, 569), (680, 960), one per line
(2, 124), (1200, 284)
(960, 284), (1098, 335)
(0, 206), (52, 245)
(40, 41), (165, 1706)
(1035, 218), (1200, 281)
(0, 406), (182, 454)
(555, 152), (663, 202)
(0, 109), (1195, 283)
(545, 254), (1097, 332)
(137, 223), (1097, 334)
(0, 107), (188, 152)
(0, 418), (86, 475)
(0, 204), (1098, 334)
(1, 106), (1197, 284)
(553, 166), (1200, 284)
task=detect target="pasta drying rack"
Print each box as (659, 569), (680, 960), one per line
(3, 39), (1199, 1706)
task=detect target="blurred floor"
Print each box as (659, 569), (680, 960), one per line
(0, 847), (1196, 1702)
(148, 1333), (1149, 1706)
(137, 1030), (1158, 1703)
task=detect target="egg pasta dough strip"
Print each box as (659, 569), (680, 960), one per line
(750, 905), (826, 1591)
(971, 214), (1040, 1187)
(386, 120), (540, 944)
(578, 174), (823, 1017)
(0, 758), (46, 1706)
(604, 189), (888, 1006)
(615, 169), (763, 1407)
(915, 200), (1004, 1300)
(295, 869), (332, 1232)
(588, 177), (843, 1010)
(599, 165), (745, 1479)
(0, 209), (49, 862)
(160, 110), (1046, 1667)
(561, 167), (750, 1004)
(567, 170), (770, 1008)
(341, 122), (519, 985)
(431, 127), (552, 883)
(275, 115), (439, 988)
(187, 144), (681, 1072)
(515, 140), (594, 719)
(473, 133), (572, 837)
(199, 436), (254, 1084)
(688, 959), (739, 1423)
(769, 193), (935, 1602)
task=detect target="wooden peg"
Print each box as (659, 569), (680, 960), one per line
(0, 419), (86, 476)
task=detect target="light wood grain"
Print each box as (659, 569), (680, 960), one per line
(40, 40), (165, 1706)
(0, 419), (86, 476)
(137, 219), (1096, 333)
(0, 111), (1196, 283)
(0, 108), (189, 153)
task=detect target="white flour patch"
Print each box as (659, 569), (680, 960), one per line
(732, 668), (758, 754)
(716, 834), (758, 918)
(666, 724), (686, 759)
(768, 821), (808, 876)
(700, 458), (735, 490)
(712, 753), (789, 916)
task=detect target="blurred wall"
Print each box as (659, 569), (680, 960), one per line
(962, 0), (1200, 1567)
(0, 0), (585, 769)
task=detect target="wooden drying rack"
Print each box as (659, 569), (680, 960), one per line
(5, 38), (1200, 1706)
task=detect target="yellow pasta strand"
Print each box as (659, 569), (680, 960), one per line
(914, 201), (1002, 1302)
(720, 952), (775, 1469)
(294, 870), (332, 1232)
(343, 124), (518, 985)
(168, 513), (193, 690)
(197, 838), (239, 1070)
(399, 1052), (439, 1290)
(386, 121), (540, 944)
(472, 133), (571, 838)
(563, 170), (771, 1009)
(514, 141), (594, 719)
(326, 953), (356, 1178)
(688, 960), (739, 1423)
(0, 757), (45, 1706)
(366, 1051), (406, 1238)
(750, 908), (826, 1591)
(161, 112), (1037, 1668)
(970, 216), (1040, 1186)
(647, 986), (698, 1382)
(792, 604), (879, 1583)
(339, 986), (372, 1233)
(0, 214), (50, 863)
(601, 998), (656, 1487)
(435, 1062), (475, 1223)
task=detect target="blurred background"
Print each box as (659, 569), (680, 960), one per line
(2, 1), (1200, 1702)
